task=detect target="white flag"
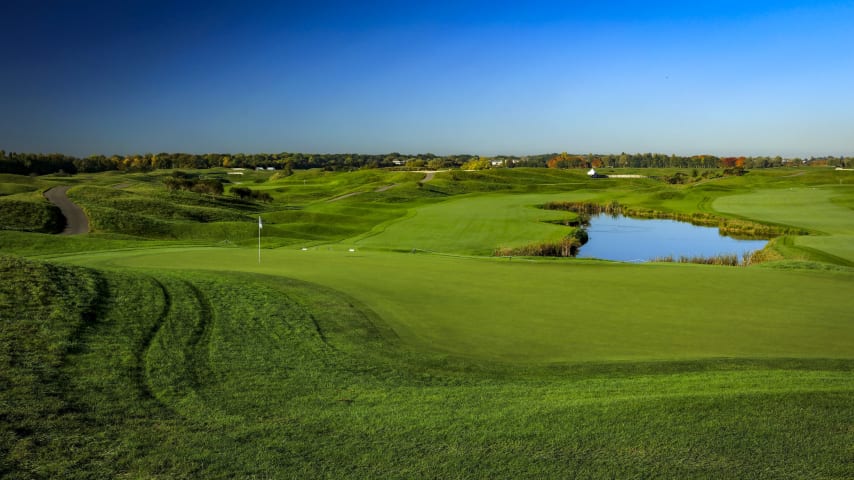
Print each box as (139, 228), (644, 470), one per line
(258, 216), (263, 229)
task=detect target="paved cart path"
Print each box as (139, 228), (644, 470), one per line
(44, 186), (89, 235)
(327, 191), (364, 202)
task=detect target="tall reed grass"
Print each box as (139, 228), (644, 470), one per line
(494, 227), (587, 257)
(541, 201), (803, 238)
(650, 254), (742, 266)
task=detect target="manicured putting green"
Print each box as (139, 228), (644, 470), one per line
(352, 192), (597, 254)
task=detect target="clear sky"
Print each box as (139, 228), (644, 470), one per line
(2, 0), (853, 157)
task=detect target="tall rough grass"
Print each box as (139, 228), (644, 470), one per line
(0, 198), (65, 233)
(649, 249), (783, 266)
(495, 236), (583, 257)
(0, 255), (101, 475)
(650, 254), (742, 266)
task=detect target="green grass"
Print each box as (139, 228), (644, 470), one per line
(0, 183), (39, 196)
(0, 174), (52, 197)
(2, 254), (853, 478)
(714, 185), (854, 264)
(0, 255), (102, 475)
(2, 167), (854, 478)
(68, 184), (257, 236)
(0, 190), (65, 233)
(52, 247), (854, 363)
(27, 169), (443, 244)
(352, 192), (591, 254)
(713, 187), (854, 235)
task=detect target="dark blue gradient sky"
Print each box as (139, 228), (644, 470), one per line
(2, 1), (853, 157)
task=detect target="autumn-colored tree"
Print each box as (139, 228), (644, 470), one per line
(548, 152), (572, 169)
(721, 156), (747, 175)
(461, 157), (491, 170)
(721, 157), (738, 168)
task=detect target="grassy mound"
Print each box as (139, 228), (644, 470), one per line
(0, 193), (65, 233)
(68, 185), (255, 237)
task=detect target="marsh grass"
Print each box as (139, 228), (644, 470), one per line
(494, 237), (581, 257)
(494, 228), (588, 257)
(542, 200), (803, 238)
(650, 253), (742, 266)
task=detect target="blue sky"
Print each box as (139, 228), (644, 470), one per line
(2, 1), (853, 157)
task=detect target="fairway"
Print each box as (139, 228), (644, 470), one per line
(52, 246), (854, 363)
(713, 187), (854, 235)
(7, 247), (854, 478)
(352, 192), (595, 254)
(714, 186), (854, 264)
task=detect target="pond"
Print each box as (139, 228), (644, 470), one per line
(576, 214), (769, 262)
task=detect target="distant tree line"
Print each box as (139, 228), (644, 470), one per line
(544, 152), (853, 170)
(1, 149), (851, 176)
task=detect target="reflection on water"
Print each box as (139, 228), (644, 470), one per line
(576, 214), (769, 262)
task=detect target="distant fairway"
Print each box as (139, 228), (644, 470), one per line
(713, 187), (854, 236)
(714, 186), (854, 263)
(352, 192), (595, 254)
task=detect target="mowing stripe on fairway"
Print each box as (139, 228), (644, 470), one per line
(53, 246), (854, 364)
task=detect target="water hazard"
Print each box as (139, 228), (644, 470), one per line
(576, 214), (768, 262)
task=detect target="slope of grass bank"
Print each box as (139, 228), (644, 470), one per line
(714, 186), (854, 264)
(0, 191), (65, 233)
(0, 255), (102, 475)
